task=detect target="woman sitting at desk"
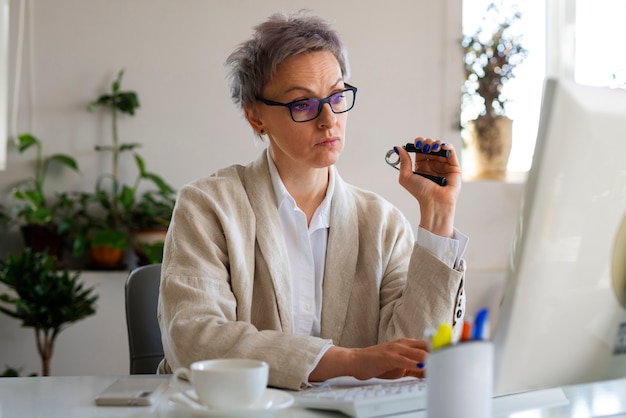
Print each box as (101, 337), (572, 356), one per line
(157, 10), (467, 390)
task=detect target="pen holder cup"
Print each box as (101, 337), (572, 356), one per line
(426, 341), (493, 418)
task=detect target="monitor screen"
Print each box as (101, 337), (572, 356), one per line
(492, 78), (626, 396)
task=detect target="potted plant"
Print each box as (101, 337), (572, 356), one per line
(86, 69), (175, 268)
(461, 1), (528, 180)
(0, 248), (98, 376)
(10, 133), (80, 260)
(1, 365), (36, 377)
(125, 170), (176, 266)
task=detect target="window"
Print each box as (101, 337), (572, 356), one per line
(462, 0), (546, 174)
(462, 0), (626, 174)
(574, 0), (626, 88)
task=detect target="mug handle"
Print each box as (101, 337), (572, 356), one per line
(172, 367), (203, 406)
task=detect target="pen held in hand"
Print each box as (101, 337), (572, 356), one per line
(384, 147), (448, 186)
(402, 142), (451, 158)
(413, 171), (447, 187)
(403, 143), (449, 186)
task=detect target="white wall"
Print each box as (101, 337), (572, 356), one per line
(2, 1), (463, 205)
(0, 0), (520, 376)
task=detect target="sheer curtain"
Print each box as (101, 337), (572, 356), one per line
(0, 0), (8, 170)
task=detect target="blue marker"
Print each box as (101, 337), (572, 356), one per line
(471, 308), (490, 340)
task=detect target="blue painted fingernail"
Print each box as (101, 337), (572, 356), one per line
(442, 142), (448, 147)
(432, 143), (440, 151)
(416, 140), (422, 149)
(422, 144), (431, 153)
(417, 362), (425, 369)
(393, 146), (399, 155)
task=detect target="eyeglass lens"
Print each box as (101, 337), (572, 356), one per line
(290, 89), (355, 122)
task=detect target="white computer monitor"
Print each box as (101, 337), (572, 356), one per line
(492, 78), (626, 396)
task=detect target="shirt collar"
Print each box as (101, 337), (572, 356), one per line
(266, 151), (334, 230)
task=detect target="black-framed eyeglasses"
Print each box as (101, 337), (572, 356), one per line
(256, 83), (358, 123)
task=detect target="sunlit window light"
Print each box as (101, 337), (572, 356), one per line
(462, 0), (546, 175)
(574, 0), (626, 89)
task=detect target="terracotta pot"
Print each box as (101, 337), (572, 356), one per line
(466, 116), (513, 180)
(88, 246), (126, 270)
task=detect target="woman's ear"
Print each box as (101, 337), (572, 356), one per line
(244, 105), (265, 136)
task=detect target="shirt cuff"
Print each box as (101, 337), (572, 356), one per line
(416, 227), (469, 270)
(303, 341), (334, 388)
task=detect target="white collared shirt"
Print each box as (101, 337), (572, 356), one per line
(268, 155), (334, 337)
(266, 153), (467, 338)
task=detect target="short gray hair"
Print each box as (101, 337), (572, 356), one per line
(225, 10), (350, 112)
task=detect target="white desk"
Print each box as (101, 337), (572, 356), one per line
(1, 375), (626, 417)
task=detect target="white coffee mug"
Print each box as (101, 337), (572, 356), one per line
(173, 358), (269, 409)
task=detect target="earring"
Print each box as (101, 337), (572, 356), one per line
(260, 129), (265, 134)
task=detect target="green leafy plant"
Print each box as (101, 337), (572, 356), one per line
(127, 186), (176, 230)
(0, 249), (98, 376)
(8, 133), (81, 260)
(461, 2), (528, 120)
(85, 69), (175, 265)
(1, 366), (22, 377)
(86, 68), (140, 252)
(11, 133), (79, 228)
(1, 365), (36, 377)
(140, 241), (166, 265)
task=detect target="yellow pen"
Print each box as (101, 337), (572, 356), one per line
(431, 323), (453, 350)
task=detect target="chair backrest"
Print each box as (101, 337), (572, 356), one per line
(125, 263), (164, 374)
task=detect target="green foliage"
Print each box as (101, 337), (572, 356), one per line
(90, 229), (128, 250)
(0, 249), (98, 375)
(141, 241), (165, 265)
(87, 69), (141, 234)
(0, 249), (98, 332)
(1, 365), (37, 377)
(461, 2), (528, 119)
(127, 184), (176, 230)
(87, 88), (139, 116)
(11, 133), (80, 227)
(1, 365), (21, 377)
(84, 69), (175, 257)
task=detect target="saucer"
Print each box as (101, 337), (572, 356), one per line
(169, 388), (294, 417)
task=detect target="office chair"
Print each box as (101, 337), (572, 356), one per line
(125, 263), (164, 374)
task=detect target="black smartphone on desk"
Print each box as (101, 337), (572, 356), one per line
(95, 377), (167, 406)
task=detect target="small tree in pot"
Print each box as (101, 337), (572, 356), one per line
(461, 1), (528, 180)
(0, 249), (98, 376)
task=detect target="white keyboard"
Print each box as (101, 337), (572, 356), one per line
(296, 378), (427, 418)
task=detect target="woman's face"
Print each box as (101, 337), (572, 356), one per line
(246, 50), (348, 176)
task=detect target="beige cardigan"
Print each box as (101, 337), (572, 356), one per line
(157, 150), (465, 390)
